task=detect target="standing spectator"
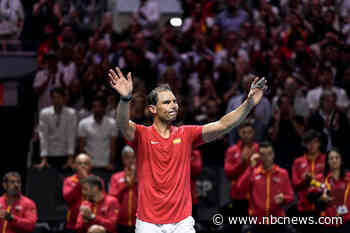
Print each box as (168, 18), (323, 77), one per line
(292, 130), (326, 233)
(76, 175), (119, 233)
(0, 172), (37, 233)
(224, 121), (259, 232)
(190, 149), (202, 221)
(237, 142), (295, 233)
(215, 0), (249, 33)
(226, 74), (272, 145)
(268, 93), (305, 171)
(63, 153), (93, 233)
(308, 148), (350, 233)
(37, 87), (77, 170)
(58, 46), (78, 87)
(78, 96), (118, 175)
(0, 0), (25, 39)
(308, 90), (350, 155)
(33, 52), (67, 111)
(307, 67), (349, 112)
(133, 0), (160, 37)
(109, 146), (137, 233)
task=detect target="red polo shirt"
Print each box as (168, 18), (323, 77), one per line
(127, 124), (203, 224)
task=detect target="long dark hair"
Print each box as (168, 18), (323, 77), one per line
(323, 148), (346, 179)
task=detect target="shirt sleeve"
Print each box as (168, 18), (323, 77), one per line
(109, 118), (118, 137)
(224, 147), (248, 180)
(78, 120), (87, 138)
(38, 110), (49, 157)
(33, 71), (46, 89)
(66, 109), (77, 155)
(185, 125), (204, 148)
(63, 177), (81, 204)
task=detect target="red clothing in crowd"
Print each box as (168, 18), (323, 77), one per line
(0, 195), (37, 233)
(237, 165), (294, 219)
(63, 174), (84, 230)
(224, 141), (259, 199)
(75, 194), (119, 233)
(109, 171), (138, 226)
(127, 125), (203, 224)
(292, 154), (326, 212)
(191, 150), (202, 205)
(309, 173), (350, 226)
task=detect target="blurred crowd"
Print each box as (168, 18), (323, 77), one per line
(2, 0), (350, 233)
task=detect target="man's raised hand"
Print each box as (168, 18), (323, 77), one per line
(108, 67), (133, 98)
(248, 77), (268, 106)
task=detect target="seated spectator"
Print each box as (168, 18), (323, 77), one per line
(237, 142), (294, 233)
(63, 153), (94, 233)
(88, 225), (105, 233)
(0, 172), (37, 233)
(0, 0), (25, 39)
(36, 87), (77, 171)
(109, 146), (137, 233)
(76, 175), (119, 233)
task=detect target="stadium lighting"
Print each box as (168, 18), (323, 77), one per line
(170, 17), (182, 27)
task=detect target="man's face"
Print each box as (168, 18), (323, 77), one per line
(92, 100), (105, 118)
(152, 90), (179, 122)
(83, 184), (99, 203)
(75, 155), (91, 173)
(238, 126), (255, 143)
(122, 152), (136, 169)
(259, 147), (274, 168)
(306, 138), (320, 154)
(3, 175), (21, 197)
(51, 92), (65, 108)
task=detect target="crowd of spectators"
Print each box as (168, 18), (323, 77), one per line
(2, 0), (350, 232)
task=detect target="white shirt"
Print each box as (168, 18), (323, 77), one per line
(39, 106), (77, 157)
(78, 115), (117, 167)
(306, 86), (349, 110)
(33, 69), (65, 111)
(58, 61), (77, 85)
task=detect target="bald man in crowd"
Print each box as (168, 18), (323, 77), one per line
(63, 154), (93, 233)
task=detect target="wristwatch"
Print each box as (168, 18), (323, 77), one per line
(121, 95), (132, 102)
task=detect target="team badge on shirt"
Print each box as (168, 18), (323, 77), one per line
(173, 138), (182, 144)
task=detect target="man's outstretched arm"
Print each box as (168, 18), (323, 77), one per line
(202, 77), (267, 143)
(108, 67), (136, 141)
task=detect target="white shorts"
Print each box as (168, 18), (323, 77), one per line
(135, 216), (196, 233)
